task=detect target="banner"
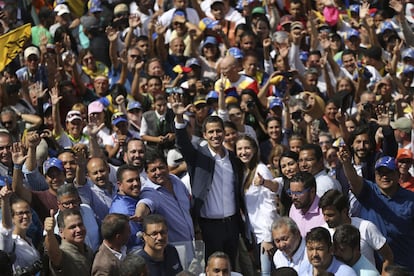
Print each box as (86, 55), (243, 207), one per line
(0, 23), (32, 72)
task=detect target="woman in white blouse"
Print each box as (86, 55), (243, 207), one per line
(235, 135), (280, 276)
(0, 186), (41, 274)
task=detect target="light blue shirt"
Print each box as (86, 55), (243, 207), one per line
(139, 174), (194, 243)
(77, 180), (116, 222)
(352, 255), (380, 276)
(299, 256), (357, 276)
(109, 194), (143, 250)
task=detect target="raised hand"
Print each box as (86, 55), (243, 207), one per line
(129, 14), (141, 29)
(389, 0), (403, 14)
(11, 142), (28, 165)
(360, 1), (370, 20)
(44, 209), (56, 234)
(106, 26), (119, 42)
(0, 185), (12, 201)
(26, 131), (41, 149)
(337, 144), (351, 164)
(49, 86), (62, 105)
(374, 105), (391, 127)
(171, 93), (191, 115)
(86, 122), (105, 137)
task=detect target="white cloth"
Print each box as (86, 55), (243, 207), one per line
(245, 163), (279, 243)
(200, 148), (236, 218)
(324, 217), (386, 265)
(273, 238), (307, 272)
(314, 170), (342, 198)
(0, 226), (40, 272)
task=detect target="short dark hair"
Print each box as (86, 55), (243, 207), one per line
(144, 152), (167, 171)
(202, 116), (224, 134)
(333, 224), (360, 250)
(116, 164), (140, 182)
(342, 49), (357, 59)
(57, 209), (82, 229)
(142, 214), (167, 232)
(290, 171), (316, 190)
(348, 126), (374, 151)
(101, 213), (130, 241)
(318, 189), (349, 212)
(272, 267), (298, 276)
(305, 227), (332, 248)
(119, 254), (147, 276)
(300, 143), (323, 162)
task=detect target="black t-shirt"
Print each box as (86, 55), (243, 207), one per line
(138, 244), (183, 276)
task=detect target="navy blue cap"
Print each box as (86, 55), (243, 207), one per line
(375, 156), (397, 171)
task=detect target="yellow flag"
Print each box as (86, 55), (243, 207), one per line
(0, 23), (32, 72)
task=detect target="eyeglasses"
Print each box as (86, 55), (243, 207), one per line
(145, 230), (167, 239)
(13, 210), (31, 217)
(59, 199), (80, 209)
(287, 187), (311, 197)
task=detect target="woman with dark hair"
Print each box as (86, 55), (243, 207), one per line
(318, 99), (341, 139)
(276, 151), (300, 216)
(54, 26), (79, 55)
(240, 88), (267, 139)
(260, 117), (286, 164)
(79, 48), (109, 88)
(223, 121), (239, 152)
(236, 135), (279, 275)
(0, 188), (41, 275)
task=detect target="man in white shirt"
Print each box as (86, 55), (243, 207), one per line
(298, 144), (342, 198)
(272, 217), (307, 273)
(318, 189), (394, 273)
(299, 227), (357, 276)
(333, 224), (380, 276)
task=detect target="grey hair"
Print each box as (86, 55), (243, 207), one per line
(207, 251), (231, 271)
(271, 216), (300, 236)
(57, 184), (79, 199)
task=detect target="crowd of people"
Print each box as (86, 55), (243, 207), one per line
(0, 0), (414, 275)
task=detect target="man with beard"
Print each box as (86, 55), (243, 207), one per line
(137, 214), (183, 275)
(319, 189), (393, 272)
(109, 164), (143, 251)
(124, 138), (147, 183)
(339, 150), (414, 273)
(288, 172), (325, 237)
(77, 158), (117, 222)
(335, 124), (397, 216)
(299, 227), (356, 276)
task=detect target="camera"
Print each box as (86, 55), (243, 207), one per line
(14, 259), (43, 276)
(291, 110), (303, 121)
(247, 100), (255, 109)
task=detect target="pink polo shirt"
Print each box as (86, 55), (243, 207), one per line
(289, 196), (325, 237)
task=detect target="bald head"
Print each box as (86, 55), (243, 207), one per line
(87, 157), (110, 188)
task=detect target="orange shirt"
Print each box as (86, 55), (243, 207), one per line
(400, 175), (414, 192)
